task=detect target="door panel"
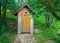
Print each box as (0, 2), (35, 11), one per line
(21, 11), (30, 33)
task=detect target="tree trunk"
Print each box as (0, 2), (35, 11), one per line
(3, 6), (6, 23)
(0, 2), (2, 30)
(3, 0), (7, 23)
(46, 17), (51, 28)
(2, 0), (7, 31)
(0, 2), (1, 18)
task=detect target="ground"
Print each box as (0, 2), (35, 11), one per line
(14, 34), (37, 43)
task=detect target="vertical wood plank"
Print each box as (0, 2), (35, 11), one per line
(18, 12), (22, 35)
(21, 8), (30, 33)
(30, 15), (33, 35)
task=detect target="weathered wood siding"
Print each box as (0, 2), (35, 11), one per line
(18, 7), (31, 33)
(30, 15), (33, 35)
(18, 12), (22, 35)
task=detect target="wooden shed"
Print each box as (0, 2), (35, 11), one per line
(14, 3), (35, 35)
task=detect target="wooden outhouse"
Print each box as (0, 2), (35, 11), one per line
(14, 4), (35, 35)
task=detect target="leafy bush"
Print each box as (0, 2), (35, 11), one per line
(0, 33), (16, 43)
(40, 28), (57, 39)
(34, 29), (46, 43)
(56, 36), (60, 43)
(0, 33), (11, 43)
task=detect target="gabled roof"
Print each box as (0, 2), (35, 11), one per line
(14, 3), (36, 15)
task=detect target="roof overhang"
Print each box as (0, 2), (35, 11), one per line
(14, 3), (36, 16)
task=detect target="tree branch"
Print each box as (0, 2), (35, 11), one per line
(40, 0), (60, 20)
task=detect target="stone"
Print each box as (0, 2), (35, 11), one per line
(14, 34), (37, 43)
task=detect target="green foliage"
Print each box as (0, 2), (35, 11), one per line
(33, 14), (46, 29)
(0, 34), (10, 43)
(52, 18), (60, 29)
(55, 35), (60, 43)
(0, 33), (16, 43)
(34, 29), (46, 43)
(40, 28), (57, 39)
(0, 0), (60, 43)
(6, 10), (17, 20)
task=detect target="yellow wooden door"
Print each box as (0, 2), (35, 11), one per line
(21, 12), (30, 33)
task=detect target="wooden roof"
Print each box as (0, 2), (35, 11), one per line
(14, 3), (36, 15)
